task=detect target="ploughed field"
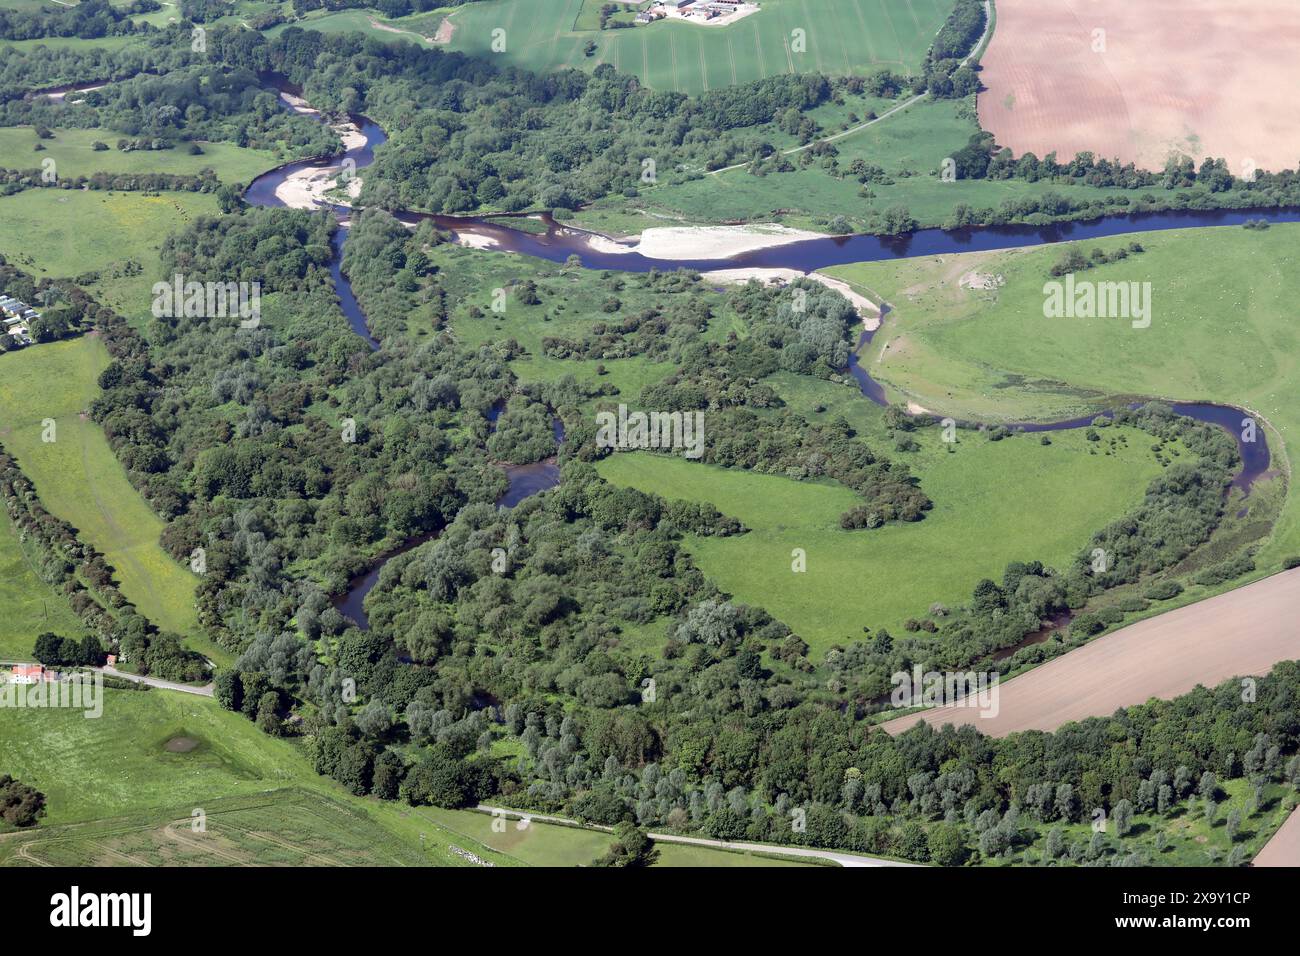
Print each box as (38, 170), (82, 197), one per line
(978, 0), (1300, 174)
(879, 568), (1300, 736)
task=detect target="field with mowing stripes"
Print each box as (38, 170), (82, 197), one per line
(307, 0), (955, 95)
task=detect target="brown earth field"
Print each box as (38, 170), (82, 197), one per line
(1253, 806), (1300, 866)
(977, 0), (1300, 174)
(880, 568), (1300, 737)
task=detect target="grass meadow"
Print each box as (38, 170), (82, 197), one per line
(0, 127), (279, 186)
(596, 421), (1166, 652)
(417, 806), (818, 866)
(594, 96), (1153, 233)
(0, 688), (519, 866)
(442, 244), (677, 409)
(0, 189), (220, 319)
(0, 337), (208, 654)
(0, 511), (86, 660)
(825, 222), (1300, 568)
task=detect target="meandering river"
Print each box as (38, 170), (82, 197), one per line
(239, 80), (1274, 628)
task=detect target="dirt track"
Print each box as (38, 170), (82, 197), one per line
(880, 569), (1300, 737)
(978, 0), (1300, 174)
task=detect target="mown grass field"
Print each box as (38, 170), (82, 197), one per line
(596, 421), (1167, 651)
(0, 790), (465, 867)
(0, 337), (206, 652)
(417, 806), (817, 866)
(0, 688), (519, 866)
(0, 511), (86, 660)
(288, 0), (954, 95)
(0, 189), (220, 319)
(0, 127), (279, 186)
(825, 223), (1300, 568)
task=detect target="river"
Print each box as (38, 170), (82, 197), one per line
(239, 79), (1273, 629)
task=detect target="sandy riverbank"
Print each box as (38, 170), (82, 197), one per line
(623, 223), (829, 260)
(272, 112), (367, 210)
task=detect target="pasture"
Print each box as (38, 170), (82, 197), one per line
(825, 223), (1300, 567)
(0, 189), (220, 319)
(0, 337), (205, 651)
(0, 688), (516, 866)
(596, 421), (1166, 652)
(0, 127), (278, 187)
(0, 790), (477, 867)
(582, 95), (1152, 234)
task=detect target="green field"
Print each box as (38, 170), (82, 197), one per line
(0, 511), (86, 660)
(0, 337), (206, 651)
(0, 127), (279, 187)
(442, 243), (676, 406)
(0, 687), (521, 866)
(284, 0), (955, 95)
(826, 223), (1300, 567)
(596, 95), (1153, 233)
(418, 806), (817, 866)
(0, 189), (220, 319)
(596, 421), (1167, 651)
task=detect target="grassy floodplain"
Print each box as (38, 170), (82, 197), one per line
(0, 189), (221, 318)
(0, 126), (279, 186)
(824, 223), (1300, 567)
(582, 96), (1153, 234)
(442, 243), (676, 409)
(0, 336), (206, 651)
(597, 420), (1167, 652)
(287, 0), (954, 95)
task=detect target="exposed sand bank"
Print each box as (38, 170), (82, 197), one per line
(631, 223), (828, 260)
(272, 119), (367, 210)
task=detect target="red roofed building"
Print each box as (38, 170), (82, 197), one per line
(11, 664), (43, 685)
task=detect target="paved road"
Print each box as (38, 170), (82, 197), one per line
(97, 666), (214, 697)
(1253, 806), (1300, 866)
(474, 804), (915, 867)
(880, 569), (1300, 737)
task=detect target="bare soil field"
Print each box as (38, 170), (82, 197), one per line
(880, 569), (1300, 737)
(1253, 807), (1300, 866)
(978, 0), (1300, 174)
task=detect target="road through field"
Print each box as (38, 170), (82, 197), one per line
(880, 569), (1300, 737)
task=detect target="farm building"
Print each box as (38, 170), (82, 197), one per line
(10, 664), (44, 685)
